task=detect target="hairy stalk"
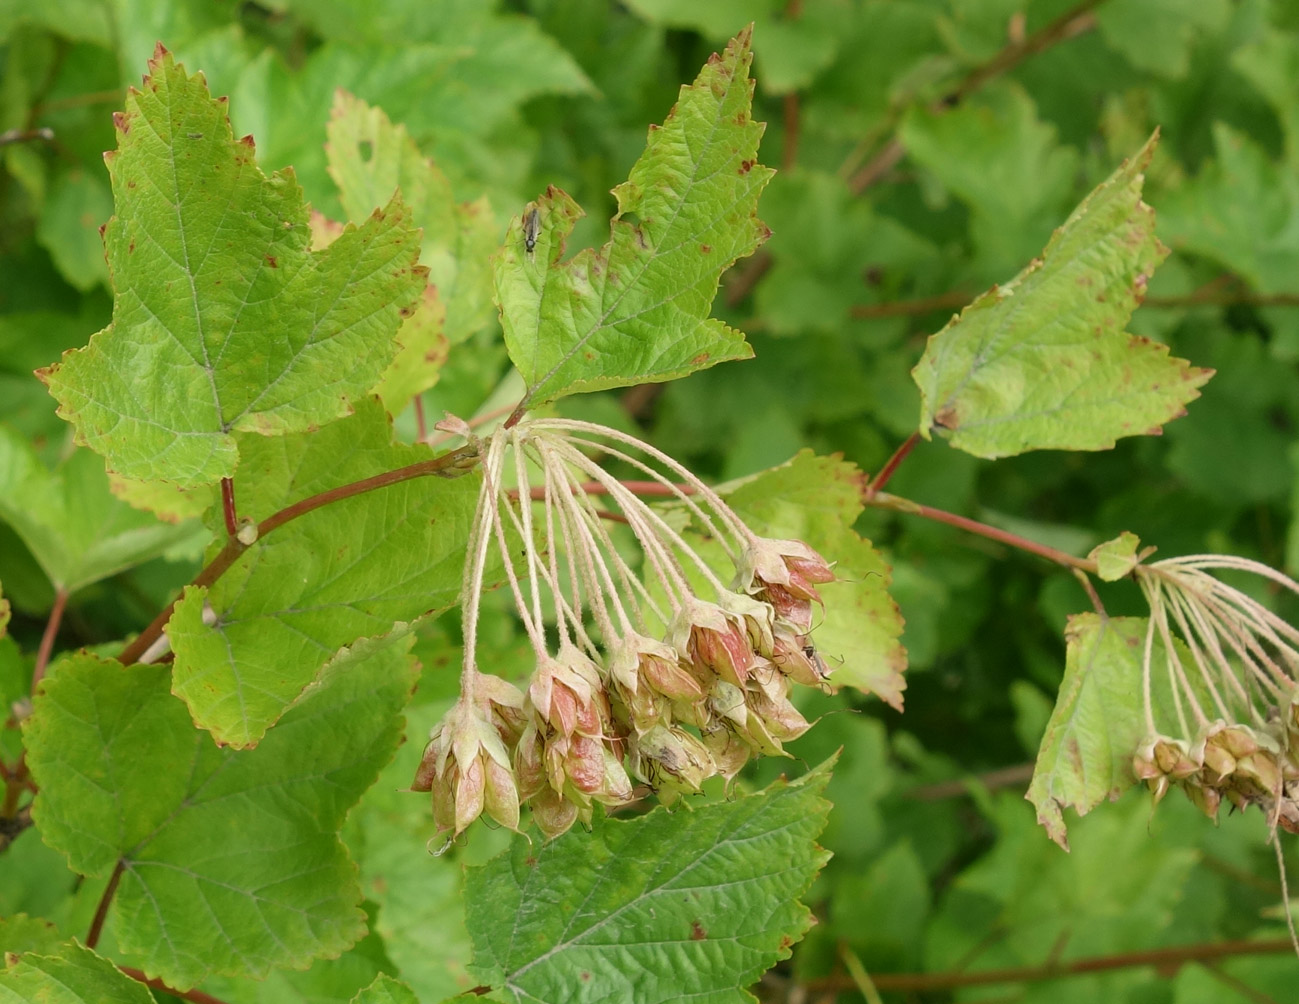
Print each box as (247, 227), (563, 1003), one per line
(31, 587), (68, 690)
(554, 439), (731, 598)
(86, 859), (124, 949)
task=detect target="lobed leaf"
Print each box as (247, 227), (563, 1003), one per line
(166, 398), (479, 747)
(1027, 614), (1188, 849)
(0, 425), (204, 594)
(40, 47), (426, 489)
(1089, 531), (1144, 582)
(23, 637), (417, 988)
(0, 939), (154, 1003)
(911, 133), (1212, 459)
(350, 974), (420, 1004)
(326, 91), (498, 347)
(495, 27), (771, 408)
(1157, 122), (1299, 294)
(464, 760), (833, 1004)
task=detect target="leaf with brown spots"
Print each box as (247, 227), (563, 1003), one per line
(912, 132), (1212, 459)
(1027, 614), (1190, 850)
(494, 28), (770, 410)
(463, 759), (833, 1003)
(40, 47), (425, 489)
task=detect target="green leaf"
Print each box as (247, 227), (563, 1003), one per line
(464, 761), (833, 1003)
(23, 637), (417, 987)
(0, 914), (64, 957)
(719, 451), (907, 709)
(899, 84), (1079, 275)
(34, 166), (113, 293)
(1157, 122), (1299, 294)
(1096, 0), (1231, 79)
(371, 287), (448, 417)
(326, 91), (498, 346)
(166, 399), (479, 747)
(0, 939), (154, 1004)
(496, 28), (770, 409)
(198, 901), (397, 1004)
(217, 19), (592, 213)
(828, 840), (929, 963)
(41, 47), (427, 489)
(1028, 614), (1187, 849)
(1089, 531), (1143, 582)
(927, 790), (1198, 980)
(0, 425), (205, 593)
(1232, 25), (1299, 164)
(621, 0), (849, 93)
(351, 974), (419, 1004)
(911, 133), (1212, 459)
(347, 696), (477, 1001)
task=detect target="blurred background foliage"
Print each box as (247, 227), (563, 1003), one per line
(3, 0), (1299, 999)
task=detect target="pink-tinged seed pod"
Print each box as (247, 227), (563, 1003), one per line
(417, 694), (522, 836)
(530, 784), (579, 839)
(629, 723), (716, 799)
(529, 645), (607, 740)
(671, 600), (757, 687)
(737, 537), (835, 602)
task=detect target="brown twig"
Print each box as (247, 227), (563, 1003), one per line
(907, 763), (1035, 801)
(805, 937), (1297, 993)
(0, 803), (33, 852)
(117, 444), (480, 666)
(726, 0), (1107, 310)
(33, 89), (123, 114)
(120, 968), (233, 1004)
(846, 0), (1104, 195)
(782, 92), (800, 171)
(86, 859), (125, 949)
(0, 127), (54, 147)
(31, 587), (69, 690)
(850, 290), (975, 319)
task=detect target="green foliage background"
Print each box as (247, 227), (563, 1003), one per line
(3, 0), (1299, 1000)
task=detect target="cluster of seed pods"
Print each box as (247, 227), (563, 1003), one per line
(411, 419), (837, 840)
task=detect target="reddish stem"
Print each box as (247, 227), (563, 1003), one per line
(220, 477), (238, 538)
(86, 859), (124, 949)
(413, 394), (427, 441)
(31, 586), (68, 690)
(866, 432), (920, 498)
(117, 444), (479, 667)
(868, 491), (1094, 571)
(120, 968), (232, 1004)
(806, 937), (1296, 993)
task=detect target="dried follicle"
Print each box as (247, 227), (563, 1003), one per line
(1131, 554), (1299, 834)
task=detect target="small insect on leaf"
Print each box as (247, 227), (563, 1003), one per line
(523, 207), (540, 257)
